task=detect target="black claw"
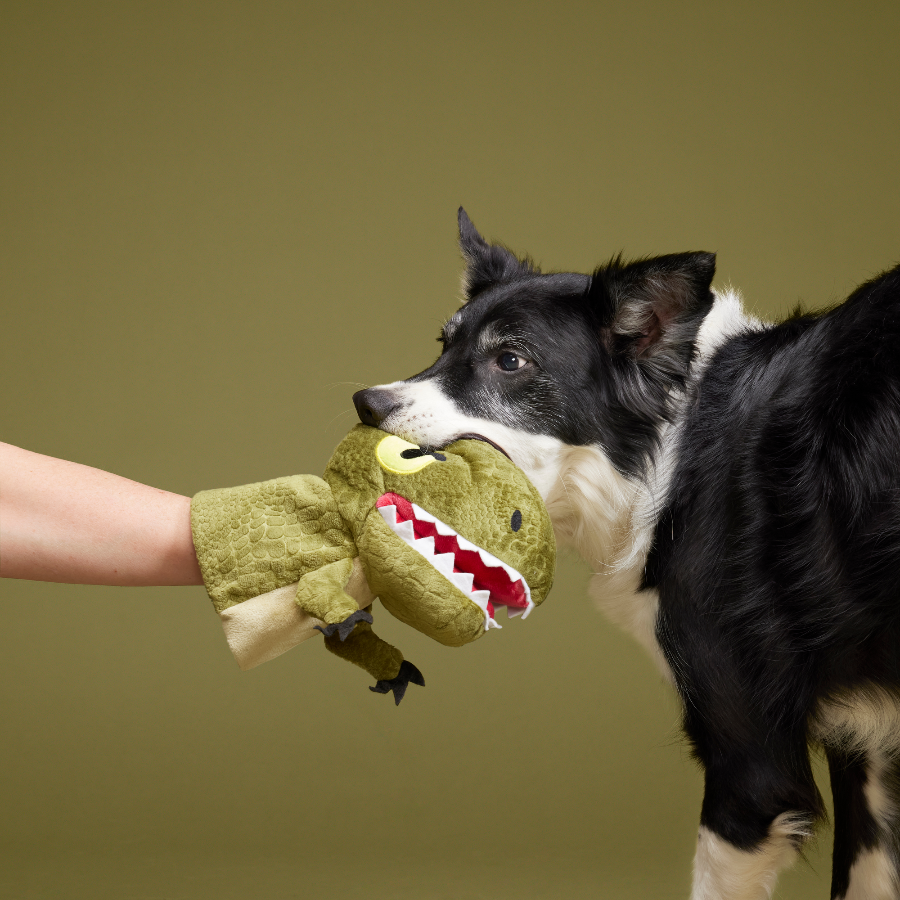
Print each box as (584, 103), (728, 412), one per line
(369, 660), (425, 705)
(314, 609), (374, 641)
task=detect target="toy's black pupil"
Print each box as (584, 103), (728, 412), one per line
(400, 448), (446, 461)
(511, 510), (522, 532)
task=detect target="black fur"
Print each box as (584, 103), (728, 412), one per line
(458, 207), (538, 297)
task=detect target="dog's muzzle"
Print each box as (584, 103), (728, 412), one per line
(353, 388), (402, 427)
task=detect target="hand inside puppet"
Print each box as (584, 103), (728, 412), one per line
(191, 425), (555, 704)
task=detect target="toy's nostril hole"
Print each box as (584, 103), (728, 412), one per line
(511, 510), (522, 532)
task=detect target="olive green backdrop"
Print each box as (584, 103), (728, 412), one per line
(1, 2), (897, 898)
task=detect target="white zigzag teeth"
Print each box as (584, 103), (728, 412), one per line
(474, 545), (518, 584)
(458, 537), (523, 592)
(377, 501), (530, 632)
(453, 571), (475, 594)
(410, 502), (437, 523)
(454, 538), (514, 590)
(432, 552), (456, 575)
(471, 589), (492, 612)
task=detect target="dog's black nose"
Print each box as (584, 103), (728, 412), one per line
(353, 388), (401, 427)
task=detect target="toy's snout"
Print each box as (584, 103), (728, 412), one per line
(376, 492), (535, 632)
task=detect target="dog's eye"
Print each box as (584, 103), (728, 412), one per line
(497, 352), (526, 371)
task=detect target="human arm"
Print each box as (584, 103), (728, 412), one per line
(0, 441), (203, 586)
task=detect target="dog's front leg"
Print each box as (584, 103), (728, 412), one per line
(691, 813), (806, 900)
(688, 740), (821, 900)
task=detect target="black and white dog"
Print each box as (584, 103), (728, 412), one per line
(352, 209), (900, 900)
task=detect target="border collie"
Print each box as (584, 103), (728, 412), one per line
(352, 209), (900, 900)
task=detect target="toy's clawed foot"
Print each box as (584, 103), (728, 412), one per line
(369, 660), (425, 706)
(314, 609), (374, 642)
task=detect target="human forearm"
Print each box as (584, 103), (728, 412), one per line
(0, 442), (203, 586)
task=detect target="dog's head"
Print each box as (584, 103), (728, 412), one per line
(354, 209), (716, 494)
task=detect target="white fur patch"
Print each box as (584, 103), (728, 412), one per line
(542, 443), (671, 679)
(691, 815), (808, 900)
(694, 288), (765, 376)
(812, 686), (900, 757)
(843, 848), (898, 900)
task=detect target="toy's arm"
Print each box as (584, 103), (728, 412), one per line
(322, 612), (425, 705)
(294, 558), (424, 704)
(295, 555), (365, 625)
(296, 557), (424, 703)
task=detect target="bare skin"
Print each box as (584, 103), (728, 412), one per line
(0, 442), (203, 586)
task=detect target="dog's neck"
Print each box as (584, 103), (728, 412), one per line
(526, 289), (760, 671)
(538, 287), (761, 581)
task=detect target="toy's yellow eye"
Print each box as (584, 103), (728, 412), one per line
(376, 435), (446, 474)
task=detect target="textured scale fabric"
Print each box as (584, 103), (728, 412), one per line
(191, 425), (556, 704)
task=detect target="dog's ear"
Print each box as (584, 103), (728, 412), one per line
(587, 252), (716, 368)
(458, 207), (536, 299)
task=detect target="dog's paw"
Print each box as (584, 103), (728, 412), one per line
(369, 660), (425, 706)
(314, 609), (374, 642)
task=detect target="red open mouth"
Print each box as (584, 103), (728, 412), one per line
(375, 492), (533, 628)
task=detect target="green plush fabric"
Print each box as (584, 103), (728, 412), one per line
(294, 557), (359, 625)
(323, 613), (404, 682)
(192, 425), (556, 699)
(191, 475), (355, 613)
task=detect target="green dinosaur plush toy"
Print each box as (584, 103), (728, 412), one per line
(191, 425), (555, 703)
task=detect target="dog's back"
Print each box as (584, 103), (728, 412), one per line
(652, 262), (900, 715)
